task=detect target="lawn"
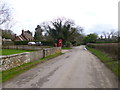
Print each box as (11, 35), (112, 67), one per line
(1, 49), (34, 55)
(86, 46), (119, 80)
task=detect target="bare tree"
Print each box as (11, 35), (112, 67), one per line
(102, 30), (114, 39)
(107, 31), (114, 40)
(102, 32), (107, 39)
(0, 1), (12, 27)
(102, 30), (118, 42)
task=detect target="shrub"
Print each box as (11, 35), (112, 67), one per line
(66, 42), (72, 47)
(71, 41), (77, 46)
(2, 41), (14, 45)
(41, 41), (54, 46)
(14, 41), (29, 45)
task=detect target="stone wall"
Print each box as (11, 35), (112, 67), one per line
(1, 47), (61, 71)
(1, 52), (30, 71)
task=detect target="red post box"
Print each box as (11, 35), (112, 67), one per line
(58, 39), (62, 47)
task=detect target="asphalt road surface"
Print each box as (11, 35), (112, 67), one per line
(2, 46), (119, 88)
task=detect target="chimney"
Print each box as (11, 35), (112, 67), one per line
(15, 34), (17, 38)
(22, 30), (24, 35)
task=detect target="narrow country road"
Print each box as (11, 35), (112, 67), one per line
(2, 46), (119, 88)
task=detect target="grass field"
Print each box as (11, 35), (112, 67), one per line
(86, 46), (119, 80)
(1, 52), (63, 83)
(1, 49), (34, 55)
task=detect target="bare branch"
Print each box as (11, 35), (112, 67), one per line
(0, 2), (12, 27)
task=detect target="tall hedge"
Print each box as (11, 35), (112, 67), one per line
(87, 43), (119, 59)
(14, 41), (29, 45)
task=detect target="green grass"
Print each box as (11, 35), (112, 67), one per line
(1, 52), (63, 83)
(86, 46), (119, 80)
(62, 47), (72, 50)
(1, 49), (34, 55)
(86, 47), (112, 62)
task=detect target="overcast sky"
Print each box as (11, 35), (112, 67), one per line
(2, 0), (119, 35)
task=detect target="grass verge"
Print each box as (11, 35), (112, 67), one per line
(62, 47), (72, 50)
(1, 52), (63, 83)
(2, 49), (34, 55)
(86, 46), (119, 80)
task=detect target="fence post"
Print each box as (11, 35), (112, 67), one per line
(43, 49), (46, 58)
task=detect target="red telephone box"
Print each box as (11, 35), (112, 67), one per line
(58, 39), (62, 47)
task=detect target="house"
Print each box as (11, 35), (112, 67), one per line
(15, 30), (34, 41)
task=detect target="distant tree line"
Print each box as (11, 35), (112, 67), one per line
(82, 30), (119, 45)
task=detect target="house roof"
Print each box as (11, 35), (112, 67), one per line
(15, 30), (34, 41)
(22, 32), (33, 40)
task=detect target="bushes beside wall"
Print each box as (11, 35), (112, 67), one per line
(87, 43), (119, 59)
(41, 41), (54, 46)
(14, 41), (29, 45)
(2, 41), (14, 46)
(3, 45), (43, 51)
(14, 41), (54, 46)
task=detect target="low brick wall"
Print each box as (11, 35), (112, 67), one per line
(1, 47), (61, 71)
